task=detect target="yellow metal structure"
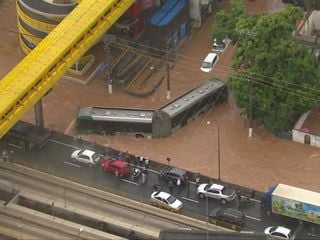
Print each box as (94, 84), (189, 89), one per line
(0, 0), (135, 138)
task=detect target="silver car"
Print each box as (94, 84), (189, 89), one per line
(212, 38), (230, 54)
(197, 183), (236, 204)
(71, 149), (100, 167)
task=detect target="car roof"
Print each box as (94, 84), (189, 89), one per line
(82, 149), (96, 156)
(109, 159), (128, 167)
(155, 191), (171, 199)
(169, 167), (186, 175)
(220, 208), (243, 218)
(204, 53), (218, 62)
(274, 226), (291, 235)
(209, 183), (224, 191)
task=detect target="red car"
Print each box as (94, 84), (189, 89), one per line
(101, 159), (131, 176)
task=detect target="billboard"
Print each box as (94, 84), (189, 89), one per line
(272, 195), (320, 224)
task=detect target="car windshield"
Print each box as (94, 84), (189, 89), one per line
(213, 45), (224, 50)
(167, 195), (177, 204)
(204, 184), (211, 190)
(92, 153), (100, 162)
(201, 62), (211, 68)
(221, 187), (227, 194)
(270, 226), (278, 232)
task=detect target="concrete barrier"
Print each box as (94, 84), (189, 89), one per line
(0, 161), (231, 232)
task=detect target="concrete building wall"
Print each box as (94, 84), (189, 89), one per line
(292, 111), (320, 148)
(300, 10), (320, 36)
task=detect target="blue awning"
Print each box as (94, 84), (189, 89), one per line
(150, 0), (186, 26)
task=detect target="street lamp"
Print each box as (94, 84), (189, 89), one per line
(247, 77), (253, 137)
(165, 37), (171, 100)
(207, 121), (221, 180)
(206, 195), (209, 240)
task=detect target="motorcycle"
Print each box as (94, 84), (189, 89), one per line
(238, 196), (251, 208)
(132, 167), (142, 180)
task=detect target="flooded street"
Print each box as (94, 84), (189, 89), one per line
(1, 0), (319, 192)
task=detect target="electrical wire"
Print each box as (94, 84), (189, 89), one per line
(2, 20), (320, 120)
(2, 20), (319, 99)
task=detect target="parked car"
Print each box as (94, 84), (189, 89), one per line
(200, 52), (219, 73)
(159, 166), (188, 185)
(71, 149), (101, 167)
(264, 226), (294, 240)
(101, 159), (131, 176)
(197, 183), (236, 204)
(150, 191), (183, 212)
(209, 207), (245, 227)
(212, 38), (230, 54)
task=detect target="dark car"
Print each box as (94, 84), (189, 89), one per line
(209, 207), (245, 227)
(159, 166), (188, 185)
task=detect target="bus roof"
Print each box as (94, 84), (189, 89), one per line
(273, 184), (320, 206)
(160, 78), (226, 117)
(78, 107), (154, 123)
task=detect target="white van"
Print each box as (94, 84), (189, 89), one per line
(200, 53), (218, 73)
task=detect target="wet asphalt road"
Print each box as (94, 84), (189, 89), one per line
(5, 138), (319, 239)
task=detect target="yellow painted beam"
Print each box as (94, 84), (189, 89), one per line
(0, 0), (135, 138)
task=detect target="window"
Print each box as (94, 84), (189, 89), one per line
(81, 155), (89, 160)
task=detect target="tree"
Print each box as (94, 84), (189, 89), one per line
(230, 5), (320, 135)
(211, 0), (245, 43)
(282, 0), (320, 10)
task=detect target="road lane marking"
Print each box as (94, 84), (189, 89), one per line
(64, 161), (80, 167)
(245, 215), (261, 221)
(182, 197), (199, 203)
(122, 179), (139, 185)
(64, 118), (76, 134)
(49, 139), (79, 149)
(240, 196), (260, 203)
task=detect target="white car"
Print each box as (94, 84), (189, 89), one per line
(200, 52), (219, 73)
(197, 183), (236, 204)
(71, 149), (101, 167)
(264, 226), (294, 239)
(150, 191), (183, 212)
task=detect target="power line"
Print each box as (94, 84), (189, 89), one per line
(2, 23), (319, 99)
(111, 38), (320, 98)
(2, 24), (320, 115)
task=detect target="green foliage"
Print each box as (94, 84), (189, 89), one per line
(302, 0), (320, 10)
(227, 5), (320, 134)
(211, 0), (245, 43)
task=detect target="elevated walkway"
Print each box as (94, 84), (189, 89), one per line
(0, 0), (135, 139)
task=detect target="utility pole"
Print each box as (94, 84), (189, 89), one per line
(217, 121), (221, 180)
(207, 121), (221, 180)
(34, 99), (44, 128)
(206, 195), (209, 240)
(166, 38), (171, 100)
(243, 30), (253, 138)
(104, 39), (113, 94)
(248, 77), (253, 138)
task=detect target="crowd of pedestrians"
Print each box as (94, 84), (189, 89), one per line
(111, 149), (258, 207)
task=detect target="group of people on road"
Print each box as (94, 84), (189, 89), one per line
(237, 189), (256, 207)
(118, 150), (150, 169)
(1, 149), (13, 162)
(117, 150), (259, 205)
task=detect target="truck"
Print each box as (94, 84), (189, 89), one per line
(261, 183), (320, 224)
(1, 121), (51, 151)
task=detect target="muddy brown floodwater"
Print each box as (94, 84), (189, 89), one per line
(0, 0), (319, 192)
